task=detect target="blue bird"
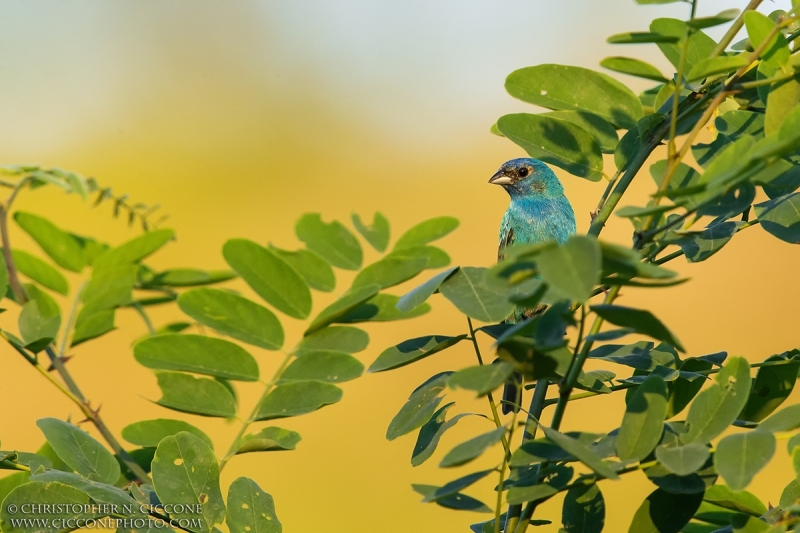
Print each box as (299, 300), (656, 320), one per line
(490, 158), (576, 415)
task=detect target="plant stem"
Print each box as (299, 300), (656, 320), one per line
(132, 302), (157, 336)
(494, 407), (518, 533)
(218, 352), (294, 471)
(467, 317), (509, 450)
(710, 0), (764, 58)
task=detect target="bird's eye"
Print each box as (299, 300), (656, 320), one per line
(518, 167), (529, 177)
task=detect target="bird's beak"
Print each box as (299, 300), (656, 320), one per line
(489, 172), (513, 185)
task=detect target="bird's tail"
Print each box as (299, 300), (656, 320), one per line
(501, 372), (522, 415)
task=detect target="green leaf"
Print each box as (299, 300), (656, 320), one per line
(269, 246), (335, 292)
(716, 110), (765, 140)
(148, 268), (236, 287)
(591, 305), (684, 352)
(616, 205), (678, 218)
(654, 443), (710, 476)
(715, 430), (776, 491)
(226, 477), (281, 533)
(92, 228), (175, 271)
(387, 373), (451, 441)
(439, 426), (507, 468)
(305, 284), (380, 334)
(600, 57), (668, 83)
(36, 418), (120, 484)
(537, 236), (601, 303)
(744, 11), (790, 70)
(704, 484), (767, 516)
(11, 250), (68, 294)
(154, 371), (237, 418)
(686, 9), (740, 29)
(607, 32), (681, 44)
(505, 64), (643, 129)
(765, 77), (800, 136)
(178, 288), (284, 350)
(351, 212), (390, 252)
(235, 427), (301, 454)
(758, 403), (800, 432)
(496, 113), (604, 181)
(256, 381), (343, 420)
(71, 309), (115, 347)
(280, 351), (363, 383)
(121, 419), (214, 449)
(0, 481), (93, 533)
(754, 192), (800, 244)
(541, 427), (619, 480)
(650, 18), (717, 73)
(19, 284), (60, 352)
(223, 239), (312, 319)
(439, 267), (514, 323)
(135, 334), (259, 381)
(543, 110), (619, 153)
(411, 484), (492, 513)
(30, 469), (138, 508)
(387, 245), (450, 269)
(394, 216), (460, 250)
(629, 489), (703, 533)
(295, 213), (362, 270)
(339, 293), (430, 323)
(352, 256), (429, 290)
(296, 325), (369, 354)
(562, 483), (605, 533)
(422, 469), (495, 502)
(369, 335), (468, 373)
(81, 263), (136, 312)
(684, 357), (752, 443)
(687, 55), (749, 82)
(14, 212), (83, 272)
(396, 267), (459, 313)
(616, 375), (669, 461)
(667, 221), (740, 263)
(152, 432), (225, 531)
(448, 362), (515, 397)
(781, 478), (800, 508)
(412, 404), (472, 467)
(740, 355), (798, 422)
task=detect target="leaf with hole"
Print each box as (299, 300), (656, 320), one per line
(296, 213), (362, 270)
(226, 477), (281, 533)
(351, 212), (390, 252)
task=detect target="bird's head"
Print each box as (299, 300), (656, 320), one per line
(489, 158), (564, 198)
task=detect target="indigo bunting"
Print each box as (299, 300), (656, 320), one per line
(490, 158), (576, 415)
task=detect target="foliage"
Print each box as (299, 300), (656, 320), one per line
(374, 2), (800, 533)
(0, 165), (456, 532)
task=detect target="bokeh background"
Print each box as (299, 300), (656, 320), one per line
(1, 0), (799, 531)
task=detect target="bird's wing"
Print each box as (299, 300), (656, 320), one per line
(498, 222), (514, 262)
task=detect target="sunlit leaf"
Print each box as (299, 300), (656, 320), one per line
(226, 477), (281, 533)
(11, 250), (68, 294)
(0, 481), (93, 533)
(715, 430), (775, 491)
(351, 212), (390, 252)
(439, 267), (514, 323)
(152, 432), (225, 531)
(296, 326), (369, 354)
(607, 32), (680, 44)
(147, 268), (236, 287)
(256, 381), (343, 420)
(121, 419), (214, 450)
(616, 375), (668, 461)
(387, 373), (451, 441)
(296, 213), (362, 270)
(154, 371), (237, 418)
(279, 351), (363, 383)
(537, 236), (601, 303)
(36, 418), (120, 484)
(744, 11), (790, 70)
(92, 228), (175, 271)
(269, 246), (335, 292)
(650, 18), (717, 73)
(135, 334), (259, 381)
(305, 284), (380, 334)
(686, 55), (749, 82)
(740, 355), (798, 422)
(411, 484), (492, 513)
(448, 362), (515, 397)
(235, 427), (301, 455)
(684, 357), (751, 443)
(654, 443), (710, 476)
(223, 239), (312, 318)
(505, 64), (643, 129)
(394, 217), (460, 250)
(496, 113), (604, 181)
(14, 212), (83, 272)
(412, 404), (473, 467)
(352, 256), (428, 290)
(178, 288), (284, 350)
(71, 309), (115, 347)
(19, 284), (60, 352)
(758, 403), (800, 432)
(754, 192), (800, 244)
(422, 469), (495, 502)
(543, 110), (619, 153)
(542, 427), (618, 480)
(601, 56), (668, 83)
(591, 305), (684, 352)
(396, 267), (459, 313)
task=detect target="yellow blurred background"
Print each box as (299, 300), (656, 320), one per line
(2, 0), (800, 531)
